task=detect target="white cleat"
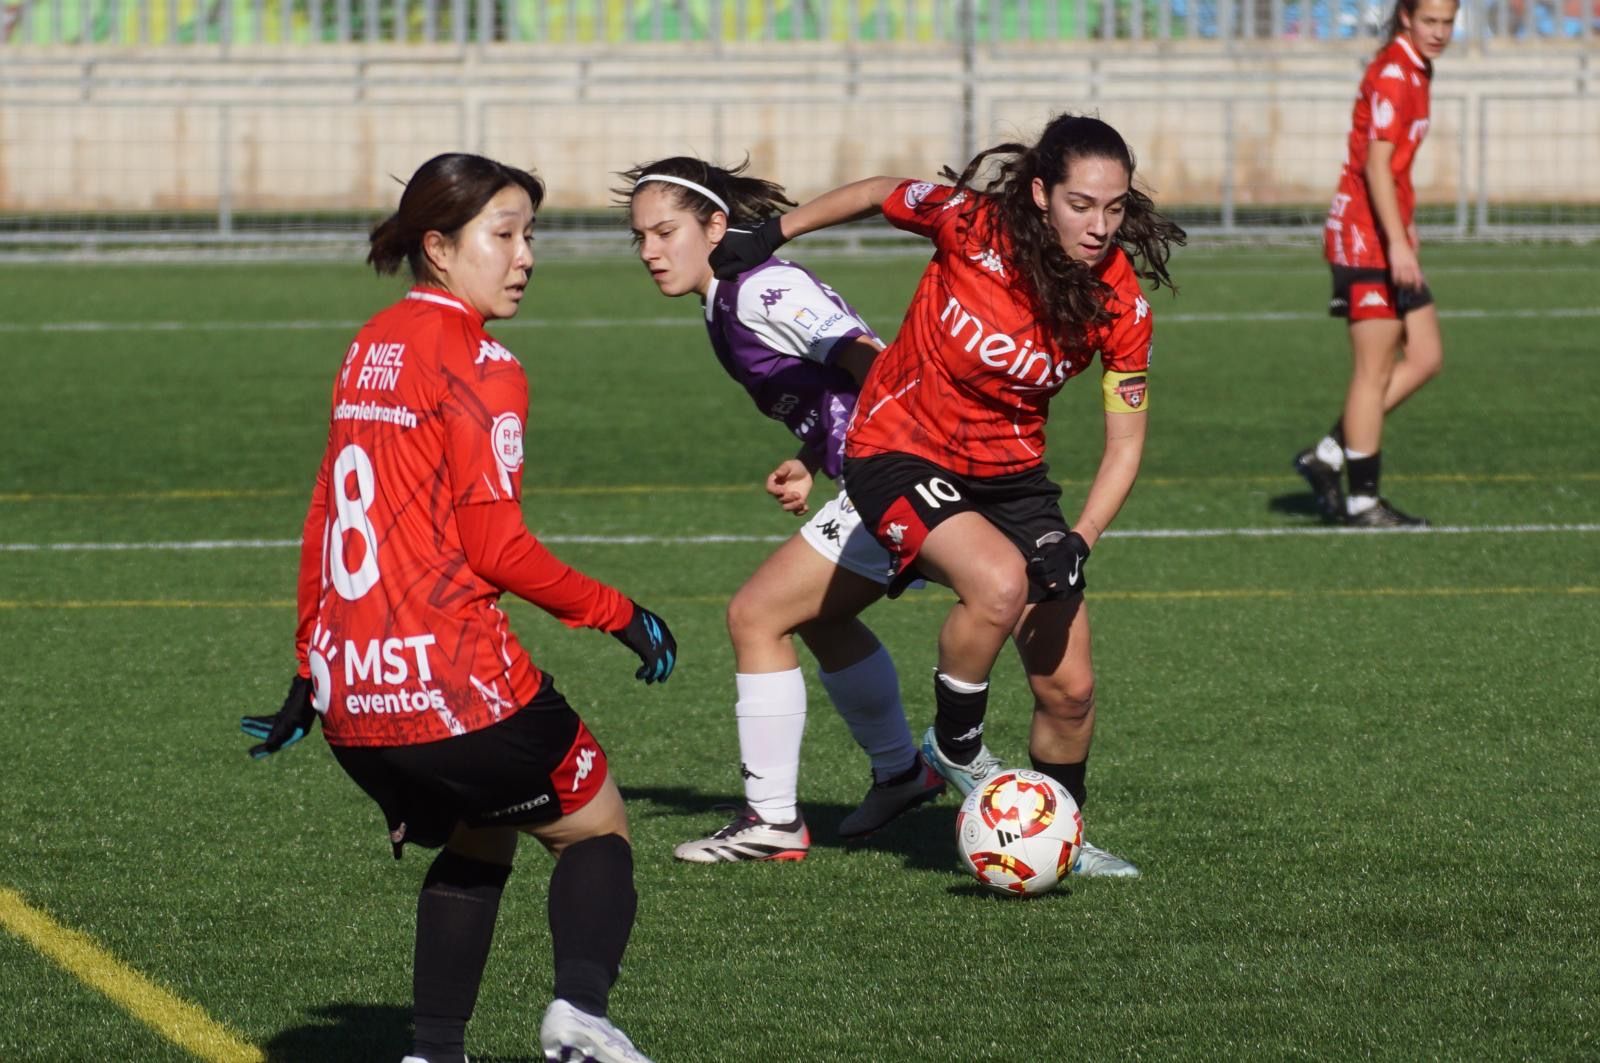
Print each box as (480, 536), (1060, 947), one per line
(540, 999), (652, 1063)
(672, 805), (810, 863)
(919, 726), (1005, 798)
(1072, 839), (1141, 878)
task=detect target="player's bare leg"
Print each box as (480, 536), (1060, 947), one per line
(1339, 318), (1425, 526)
(1383, 303), (1444, 412)
(1011, 597), (1136, 878)
(910, 513), (1027, 794)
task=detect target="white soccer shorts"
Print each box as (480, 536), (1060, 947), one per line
(798, 486), (896, 586)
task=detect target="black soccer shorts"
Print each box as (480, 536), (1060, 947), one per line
(842, 452), (1070, 601)
(1329, 264), (1434, 321)
(330, 674), (610, 855)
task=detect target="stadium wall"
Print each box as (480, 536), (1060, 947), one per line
(1, 44), (1594, 235)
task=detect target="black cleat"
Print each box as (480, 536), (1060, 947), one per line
(1293, 447), (1345, 521)
(1345, 497), (1429, 529)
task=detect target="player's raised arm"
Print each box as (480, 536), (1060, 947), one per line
(710, 177), (906, 278)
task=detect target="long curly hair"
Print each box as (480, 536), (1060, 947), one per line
(942, 114), (1185, 350)
(615, 156), (795, 229)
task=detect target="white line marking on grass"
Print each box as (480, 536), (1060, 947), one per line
(4, 523), (1597, 554)
(4, 306), (1600, 335)
(0, 886), (264, 1063)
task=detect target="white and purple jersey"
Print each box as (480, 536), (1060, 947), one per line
(704, 257), (877, 478)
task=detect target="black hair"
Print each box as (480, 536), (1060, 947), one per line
(368, 153), (545, 282)
(615, 156), (795, 229)
(941, 113), (1186, 351)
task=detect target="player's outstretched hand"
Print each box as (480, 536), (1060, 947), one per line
(612, 602), (677, 685)
(241, 675), (317, 758)
(1027, 530), (1091, 597)
(709, 216), (788, 280)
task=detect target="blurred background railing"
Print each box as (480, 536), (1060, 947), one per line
(3, 0), (1595, 45)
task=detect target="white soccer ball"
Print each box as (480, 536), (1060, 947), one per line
(956, 769), (1083, 897)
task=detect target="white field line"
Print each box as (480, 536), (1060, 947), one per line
(3, 523), (1597, 553)
(4, 305), (1600, 335)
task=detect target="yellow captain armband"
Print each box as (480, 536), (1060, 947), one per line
(1102, 369), (1150, 413)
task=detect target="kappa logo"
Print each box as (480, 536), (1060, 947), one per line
(970, 248), (1005, 276)
(1380, 62), (1405, 80)
(941, 191), (968, 212)
(1372, 94), (1396, 130)
(1133, 295), (1150, 323)
(818, 519), (841, 543)
(904, 181), (936, 208)
(1358, 290), (1390, 308)
(760, 287), (790, 312)
(476, 338), (517, 365)
(885, 521), (908, 546)
(571, 746), (597, 792)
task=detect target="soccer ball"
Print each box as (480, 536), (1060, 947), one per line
(956, 769), (1083, 897)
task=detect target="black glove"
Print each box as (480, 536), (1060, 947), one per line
(708, 216), (788, 280)
(241, 675), (317, 758)
(1027, 530), (1091, 598)
(611, 602), (677, 685)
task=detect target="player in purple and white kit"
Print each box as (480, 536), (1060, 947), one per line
(621, 157), (945, 862)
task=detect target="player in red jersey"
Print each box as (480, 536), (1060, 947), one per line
(712, 114), (1185, 878)
(240, 153), (672, 1063)
(1294, 0), (1458, 528)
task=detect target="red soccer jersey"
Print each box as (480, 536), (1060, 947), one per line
(1325, 35), (1433, 269)
(294, 287), (628, 748)
(846, 181), (1153, 478)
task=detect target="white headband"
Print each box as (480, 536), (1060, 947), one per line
(633, 173), (730, 215)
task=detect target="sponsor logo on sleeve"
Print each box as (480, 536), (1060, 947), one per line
(1372, 94), (1395, 131)
(904, 181), (936, 208)
(491, 413), (524, 472)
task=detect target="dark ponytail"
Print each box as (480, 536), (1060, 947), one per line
(941, 114), (1186, 351)
(368, 153), (545, 282)
(615, 156), (795, 228)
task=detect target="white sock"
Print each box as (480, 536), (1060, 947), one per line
(734, 669), (807, 824)
(1347, 494), (1378, 515)
(1343, 446), (1373, 461)
(818, 645), (918, 783)
(1315, 435), (1345, 468)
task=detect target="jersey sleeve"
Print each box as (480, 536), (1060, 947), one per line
(293, 441), (332, 676)
(1365, 61), (1416, 147)
(734, 263), (873, 365)
(456, 500), (632, 631)
(1099, 285), (1154, 414)
(881, 180), (968, 250)
(440, 335), (530, 508)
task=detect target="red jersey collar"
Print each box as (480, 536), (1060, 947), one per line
(406, 286), (485, 325)
(1393, 34), (1427, 72)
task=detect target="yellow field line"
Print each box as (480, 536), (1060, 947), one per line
(1, 586), (1593, 613)
(3, 470), (1596, 504)
(0, 886), (264, 1063)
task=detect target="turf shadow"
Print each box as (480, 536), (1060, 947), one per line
(261, 1002), (410, 1062)
(1267, 491), (1332, 519)
(623, 784), (960, 875)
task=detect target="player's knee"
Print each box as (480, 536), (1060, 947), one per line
(968, 563), (1029, 632)
(1035, 679), (1095, 725)
(725, 585), (779, 646)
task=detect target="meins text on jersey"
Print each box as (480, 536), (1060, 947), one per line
(941, 295), (1071, 389)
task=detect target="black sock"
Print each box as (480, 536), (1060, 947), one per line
(1029, 755), (1088, 811)
(413, 851), (512, 1063)
(1329, 418), (1345, 448)
(549, 834), (636, 1018)
(933, 671), (989, 766)
(1347, 451), (1381, 498)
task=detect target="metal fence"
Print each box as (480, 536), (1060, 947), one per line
(3, 0), (1596, 44)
